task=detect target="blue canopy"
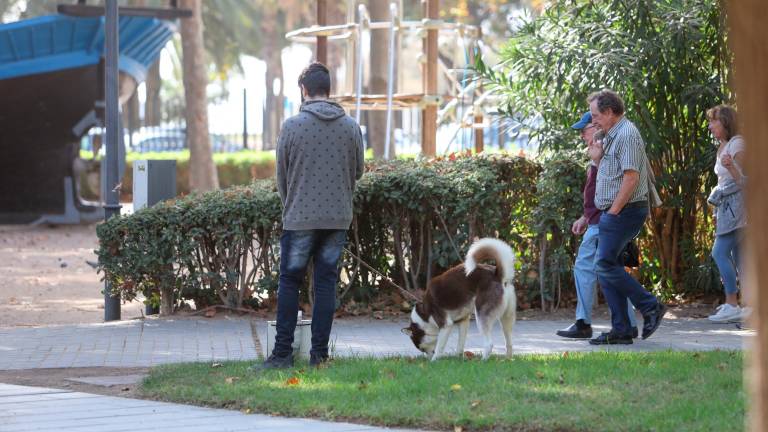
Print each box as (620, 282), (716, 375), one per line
(0, 14), (174, 83)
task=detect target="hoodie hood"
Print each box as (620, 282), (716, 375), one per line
(300, 99), (346, 121)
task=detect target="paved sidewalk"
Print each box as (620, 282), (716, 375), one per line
(0, 316), (750, 370)
(0, 383), (421, 432)
(0, 318), (258, 370)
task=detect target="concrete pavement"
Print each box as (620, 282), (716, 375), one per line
(0, 315), (751, 431)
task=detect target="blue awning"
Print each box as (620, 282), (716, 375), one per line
(0, 14), (175, 82)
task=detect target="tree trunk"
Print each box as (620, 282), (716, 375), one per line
(145, 61), (162, 126)
(179, 0), (218, 191)
(368, 0), (393, 158)
(123, 92), (140, 148)
(261, 6), (284, 151)
(727, 3), (768, 430)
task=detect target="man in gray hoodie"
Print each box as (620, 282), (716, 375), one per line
(259, 62), (364, 369)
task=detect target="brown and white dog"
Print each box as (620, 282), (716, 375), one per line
(402, 238), (516, 361)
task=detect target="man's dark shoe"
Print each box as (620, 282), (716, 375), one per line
(309, 353), (329, 367)
(642, 303), (667, 340)
(632, 327), (639, 339)
(589, 331), (633, 345)
(249, 353), (293, 371)
(556, 319), (592, 339)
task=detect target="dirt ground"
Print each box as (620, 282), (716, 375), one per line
(0, 224), (717, 329)
(0, 224), (144, 328)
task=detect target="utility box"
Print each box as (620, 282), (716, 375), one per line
(266, 316), (312, 360)
(133, 160), (176, 211)
(133, 159), (176, 315)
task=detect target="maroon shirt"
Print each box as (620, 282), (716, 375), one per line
(583, 164), (601, 225)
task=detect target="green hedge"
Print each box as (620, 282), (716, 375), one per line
(78, 150), (276, 200)
(96, 153), (590, 313)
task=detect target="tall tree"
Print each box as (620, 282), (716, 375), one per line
(478, 0), (731, 296)
(179, 0), (218, 191)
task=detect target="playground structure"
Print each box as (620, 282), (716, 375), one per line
(286, 0), (489, 158)
(0, 4), (184, 224)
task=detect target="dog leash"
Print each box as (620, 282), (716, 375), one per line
(342, 247), (421, 303)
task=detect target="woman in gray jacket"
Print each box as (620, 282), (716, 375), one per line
(705, 105), (748, 323)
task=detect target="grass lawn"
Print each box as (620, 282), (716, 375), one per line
(140, 350), (744, 431)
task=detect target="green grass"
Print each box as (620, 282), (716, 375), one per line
(140, 350), (744, 431)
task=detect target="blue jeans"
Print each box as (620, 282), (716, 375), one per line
(595, 206), (659, 335)
(712, 229), (743, 295)
(574, 224), (637, 327)
(272, 229), (347, 358)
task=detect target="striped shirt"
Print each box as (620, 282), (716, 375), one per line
(594, 117), (649, 210)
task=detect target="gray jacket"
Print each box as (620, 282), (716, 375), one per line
(708, 178), (747, 235)
(276, 100), (364, 230)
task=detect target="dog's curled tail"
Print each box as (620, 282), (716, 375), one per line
(464, 238), (515, 285)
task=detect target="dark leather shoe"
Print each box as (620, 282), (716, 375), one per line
(589, 331), (633, 345)
(642, 303), (667, 339)
(309, 353), (329, 367)
(249, 353), (293, 371)
(632, 327), (639, 339)
(556, 321), (593, 339)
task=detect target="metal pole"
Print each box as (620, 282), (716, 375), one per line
(384, 2), (398, 160)
(104, 0), (122, 321)
(243, 88), (248, 150)
(354, 4), (368, 125)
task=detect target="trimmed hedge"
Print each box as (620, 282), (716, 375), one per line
(96, 152), (587, 313)
(78, 151), (276, 200)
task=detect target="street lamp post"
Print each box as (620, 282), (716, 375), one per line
(104, 0), (122, 321)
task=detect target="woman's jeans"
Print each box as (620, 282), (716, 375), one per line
(712, 228), (743, 295)
(574, 224), (637, 327)
(272, 229), (347, 358)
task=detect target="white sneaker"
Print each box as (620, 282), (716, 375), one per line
(739, 306), (752, 321)
(708, 304), (742, 323)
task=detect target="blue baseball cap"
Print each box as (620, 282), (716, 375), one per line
(571, 111), (592, 130)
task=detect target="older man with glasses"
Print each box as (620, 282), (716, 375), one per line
(587, 89), (666, 345)
(556, 111), (638, 340)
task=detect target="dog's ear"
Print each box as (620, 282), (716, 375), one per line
(401, 327), (413, 336)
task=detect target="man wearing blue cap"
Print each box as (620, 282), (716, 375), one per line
(556, 112), (638, 339)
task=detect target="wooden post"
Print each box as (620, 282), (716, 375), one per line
(317, 0), (328, 64)
(421, 0), (438, 157)
(726, 2), (768, 431)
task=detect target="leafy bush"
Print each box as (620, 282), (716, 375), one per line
(97, 153), (595, 313)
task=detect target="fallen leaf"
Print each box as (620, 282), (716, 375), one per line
(717, 363), (728, 371)
(535, 371), (545, 380)
(286, 376), (300, 386)
(558, 374), (565, 384)
(562, 351), (569, 358)
(454, 426), (463, 432)
(225, 377), (240, 384)
(204, 309), (217, 318)
(241, 408), (252, 414)
(463, 351), (475, 359)
(451, 384), (462, 391)
(470, 400), (482, 408)
(357, 380), (368, 390)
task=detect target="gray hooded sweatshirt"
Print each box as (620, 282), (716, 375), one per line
(276, 100), (364, 230)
